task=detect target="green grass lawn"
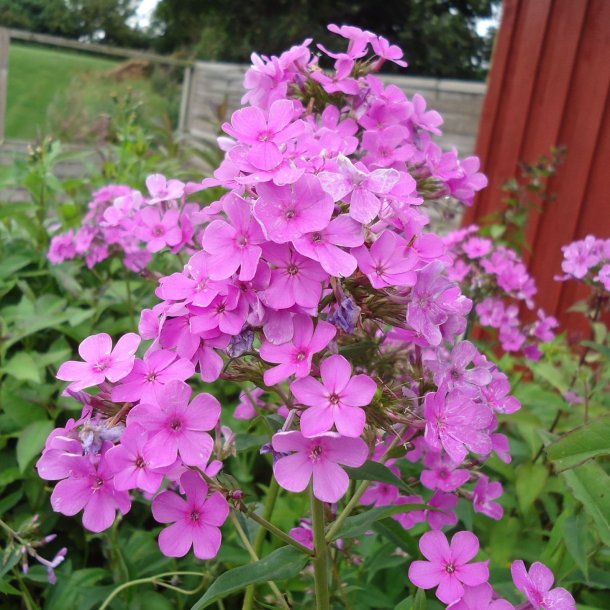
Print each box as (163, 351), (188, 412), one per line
(6, 43), (179, 141)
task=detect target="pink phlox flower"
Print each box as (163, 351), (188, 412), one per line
(193, 329), (231, 382)
(391, 495), (427, 529)
(315, 106), (359, 156)
(428, 340), (492, 392)
(407, 262), (467, 346)
(189, 286), (249, 336)
(371, 35), (408, 68)
(533, 310), (558, 342)
(201, 193), (265, 281)
(234, 387), (266, 420)
(50, 444), (131, 533)
(408, 530), (490, 604)
(491, 433), (512, 464)
(319, 156), (400, 224)
(128, 380), (220, 469)
(421, 451), (470, 492)
(48, 231), (77, 264)
(481, 374), (521, 414)
(327, 24), (374, 55)
(254, 174), (334, 243)
(424, 385), (494, 464)
(472, 475), (504, 520)
(289, 519), (314, 550)
(360, 465), (402, 507)
(353, 230), (418, 288)
(271, 430), (368, 502)
(260, 314), (336, 385)
(446, 156), (488, 205)
(310, 57), (360, 95)
(426, 491), (458, 530)
(56, 332), (140, 392)
(560, 235), (601, 279)
(447, 583), (516, 610)
(462, 237), (492, 259)
(511, 560), (576, 610)
(409, 93), (444, 135)
(594, 263), (610, 289)
(158, 315), (200, 361)
(293, 214), (363, 278)
(362, 125), (414, 169)
(36, 420), (85, 481)
(262, 243), (328, 309)
(223, 99), (305, 171)
(499, 326), (526, 352)
(291, 354), (376, 438)
(105, 424), (165, 493)
(137, 207), (183, 253)
(111, 350), (195, 404)
(152, 470), (229, 559)
(146, 174), (185, 203)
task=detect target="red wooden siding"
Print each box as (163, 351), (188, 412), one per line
(463, 0), (610, 329)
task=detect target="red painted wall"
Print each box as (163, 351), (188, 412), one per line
(463, 0), (610, 331)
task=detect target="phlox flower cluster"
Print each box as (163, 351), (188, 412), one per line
(556, 235), (610, 291)
(443, 225), (558, 358)
(48, 176), (205, 272)
(38, 25), (575, 608)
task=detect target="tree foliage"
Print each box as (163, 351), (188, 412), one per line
(152, 0), (499, 79)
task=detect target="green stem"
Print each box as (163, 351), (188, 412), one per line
(98, 571), (205, 610)
(241, 505), (314, 556)
(311, 486), (330, 610)
(231, 513), (290, 610)
(242, 478), (280, 610)
(325, 427), (405, 543)
(125, 272), (135, 329)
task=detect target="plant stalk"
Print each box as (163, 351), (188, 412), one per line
(310, 486), (330, 610)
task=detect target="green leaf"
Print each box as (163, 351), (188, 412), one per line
(2, 352), (41, 383)
(16, 420), (53, 472)
(563, 463), (610, 547)
(0, 580), (21, 595)
(0, 254), (32, 280)
(190, 545), (308, 610)
(0, 490), (22, 516)
(372, 518), (419, 556)
(564, 513), (589, 580)
(345, 460), (412, 494)
(329, 504), (427, 541)
(528, 361), (569, 393)
(581, 340), (610, 360)
(515, 462), (548, 514)
(547, 417), (610, 471)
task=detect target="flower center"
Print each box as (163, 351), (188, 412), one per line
(93, 357), (110, 372)
(445, 563), (455, 574)
(286, 263), (300, 276)
(170, 419), (182, 432)
(295, 350), (306, 362)
(450, 368), (461, 380)
(147, 372), (157, 382)
(92, 476), (104, 490)
(329, 393), (340, 405)
(309, 444), (323, 461)
(237, 234), (248, 247)
(152, 225), (165, 237)
(190, 510), (201, 522)
(135, 456), (146, 469)
(312, 232), (322, 243)
(284, 208), (296, 219)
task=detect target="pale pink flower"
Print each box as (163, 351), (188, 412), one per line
(146, 174), (184, 203)
(472, 475), (504, 520)
(408, 530), (489, 604)
(137, 208), (182, 253)
(152, 470), (229, 559)
(291, 354), (376, 437)
(511, 560), (576, 610)
(272, 431), (368, 502)
(57, 333), (140, 392)
(447, 583), (515, 610)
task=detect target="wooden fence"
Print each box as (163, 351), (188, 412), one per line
(462, 0), (610, 330)
(180, 61), (486, 156)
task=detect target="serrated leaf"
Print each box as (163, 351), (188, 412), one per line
(2, 352), (40, 383)
(16, 420), (53, 472)
(190, 545), (308, 610)
(563, 463), (610, 547)
(547, 417), (610, 471)
(345, 460), (412, 494)
(329, 503), (427, 541)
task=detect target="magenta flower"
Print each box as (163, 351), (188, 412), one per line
(426, 491), (459, 530)
(263, 243), (328, 309)
(201, 193), (265, 281)
(408, 530), (489, 604)
(424, 385), (494, 464)
(111, 350), (195, 404)
(293, 214), (363, 278)
(319, 157), (400, 224)
(447, 583), (515, 610)
(472, 475), (504, 521)
(152, 470), (229, 559)
(137, 208), (182, 253)
(511, 561), (576, 610)
(260, 315), (336, 386)
(57, 332), (140, 392)
(271, 431), (368, 502)
(371, 35), (408, 68)
(223, 99), (305, 171)
(128, 380), (221, 469)
(353, 230), (418, 288)
(291, 354), (376, 437)
(428, 340), (492, 391)
(254, 174), (334, 243)
(146, 173), (185, 203)
(420, 451), (470, 492)
(50, 447), (131, 533)
(104, 425), (164, 493)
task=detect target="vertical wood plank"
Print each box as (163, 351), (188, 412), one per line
(0, 28), (9, 141)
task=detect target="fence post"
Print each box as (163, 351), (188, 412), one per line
(0, 28), (9, 142)
(178, 65), (193, 136)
